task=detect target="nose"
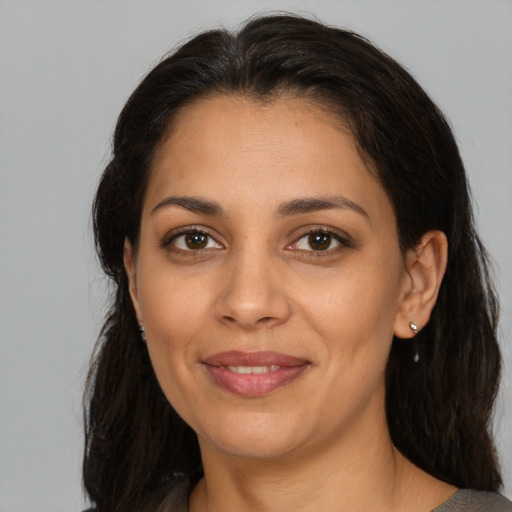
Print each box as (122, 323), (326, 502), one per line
(214, 248), (292, 330)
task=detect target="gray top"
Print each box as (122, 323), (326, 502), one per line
(155, 479), (188, 512)
(432, 489), (512, 511)
(157, 480), (512, 512)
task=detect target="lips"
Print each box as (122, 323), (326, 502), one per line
(202, 351), (310, 397)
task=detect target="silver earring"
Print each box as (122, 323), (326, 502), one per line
(140, 325), (147, 343)
(409, 322), (419, 362)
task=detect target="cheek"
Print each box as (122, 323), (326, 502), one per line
(296, 253), (404, 396)
(138, 261), (210, 336)
(303, 264), (402, 341)
(136, 267), (211, 389)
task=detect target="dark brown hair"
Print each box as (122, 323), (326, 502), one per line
(84, 14), (502, 512)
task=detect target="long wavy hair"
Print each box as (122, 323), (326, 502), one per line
(84, 14), (502, 512)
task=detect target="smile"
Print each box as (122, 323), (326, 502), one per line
(203, 351), (310, 397)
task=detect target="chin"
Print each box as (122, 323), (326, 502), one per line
(196, 411), (310, 461)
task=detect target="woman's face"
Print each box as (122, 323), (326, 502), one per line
(126, 94), (412, 461)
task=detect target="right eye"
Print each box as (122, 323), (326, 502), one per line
(167, 230), (223, 251)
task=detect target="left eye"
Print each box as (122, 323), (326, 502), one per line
(292, 231), (345, 251)
(171, 231), (223, 251)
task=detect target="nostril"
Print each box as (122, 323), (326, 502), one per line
(214, 283), (292, 329)
(223, 315), (272, 323)
(220, 313), (282, 329)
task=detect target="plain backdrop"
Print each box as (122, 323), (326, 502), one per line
(0, 1), (511, 510)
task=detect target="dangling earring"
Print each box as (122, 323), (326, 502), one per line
(409, 321), (419, 362)
(139, 325), (147, 343)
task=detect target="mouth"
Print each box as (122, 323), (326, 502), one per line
(202, 351), (310, 397)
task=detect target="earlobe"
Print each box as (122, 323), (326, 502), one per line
(394, 230), (448, 339)
(123, 238), (143, 324)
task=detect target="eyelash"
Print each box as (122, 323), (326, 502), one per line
(160, 226), (352, 256)
(160, 227), (222, 252)
(288, 228), (352, 254)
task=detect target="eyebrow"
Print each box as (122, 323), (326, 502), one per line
(150, 194), (369, 221)
(151, 196), (225, 216)
(276, 196), (369, 220)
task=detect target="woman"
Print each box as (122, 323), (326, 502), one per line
(83, 14), (511, 512)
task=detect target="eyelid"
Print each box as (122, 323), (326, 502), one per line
(160, 226), (224, 251)
(287, 226), (353, 252)
(160, 224), (352, 255)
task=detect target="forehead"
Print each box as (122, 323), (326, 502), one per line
(158, 93), (350, 156)
(146, 94), (393, 223)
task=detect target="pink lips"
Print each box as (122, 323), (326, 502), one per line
(202, 350), (310, 397)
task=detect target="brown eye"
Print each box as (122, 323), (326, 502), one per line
(169, 230), (223, 251)
(289, 229), (350, 253)
(307, 232), (332, 251)
(185, 232), (208, 249)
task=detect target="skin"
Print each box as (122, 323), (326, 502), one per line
(124, 94), (454, 511)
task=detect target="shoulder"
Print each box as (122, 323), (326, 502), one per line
(81, 477), (189, 512)
(433, 489), (512, 512)
(154, 476), (189, 512)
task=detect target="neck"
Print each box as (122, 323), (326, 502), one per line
(190, 411), (408, 512)
(188, 389), (457, 512)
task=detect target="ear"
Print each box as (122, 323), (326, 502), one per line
(123, 238), (143, 325)
(394, 230), (448, 339)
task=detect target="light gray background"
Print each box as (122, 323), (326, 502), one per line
(0, 1), (511, 510)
